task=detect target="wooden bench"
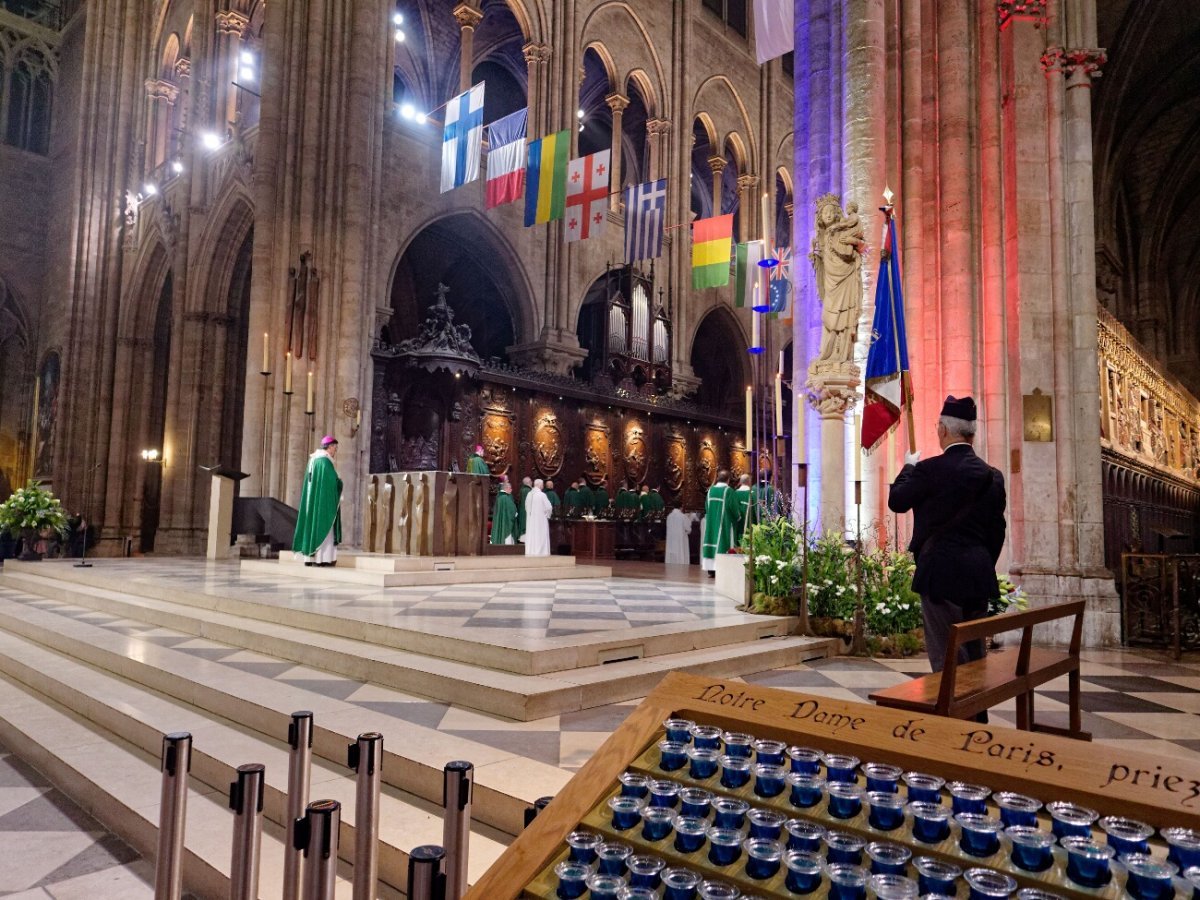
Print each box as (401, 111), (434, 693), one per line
(869, 600), (1091, 741)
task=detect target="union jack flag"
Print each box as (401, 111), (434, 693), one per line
(768, 244), (792, 317)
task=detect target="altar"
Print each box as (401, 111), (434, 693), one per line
(362, 471), (490, 557)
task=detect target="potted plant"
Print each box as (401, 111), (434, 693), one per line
(0, 481), (69, 561)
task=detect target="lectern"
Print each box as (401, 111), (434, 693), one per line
(199, 465), (249, 560)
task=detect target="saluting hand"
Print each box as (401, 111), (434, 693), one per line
(904, 451), (921, 467)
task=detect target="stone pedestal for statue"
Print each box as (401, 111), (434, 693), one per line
(200, 466), (249, 560)
(807, 364), (860, 536)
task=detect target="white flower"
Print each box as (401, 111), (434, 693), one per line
(901, 603), (910, 610)
(776, 560), (786, 569)
(770, 575), (779, 584)
(836, 586), (845, 595)
(881, 606), (891, 614)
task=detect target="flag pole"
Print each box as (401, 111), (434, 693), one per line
(882, 196), (917, 455)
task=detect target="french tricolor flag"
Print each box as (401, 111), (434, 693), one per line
(486, 108), (527, 209)
(862, 213), (911, 452)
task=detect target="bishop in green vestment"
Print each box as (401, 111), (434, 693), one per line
(490, 482), (517, 544)
(701, 470), (735, 577)
(293, 436), (343, 566)
(466, 445), (490, 475)
(516, 477), (532, 538)
(750, 480), (778, 526)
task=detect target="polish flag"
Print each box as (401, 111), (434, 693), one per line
(486, 108), (527, 209)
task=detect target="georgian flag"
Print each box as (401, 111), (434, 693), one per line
(486, 108), (527, 208)
(440, 83), (485, 194)
(564, 149), (611, 242)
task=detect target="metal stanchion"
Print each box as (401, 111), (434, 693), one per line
(154, 732), (192, 900)
(407, 845), (446, 900)
(229, 763), (265, 900)
(523, 795), (554, 829)
(348, 733), (383, 900)
(442, 761), (474, 900)
(295, 799), (340, 900)
(283, 711), (313, 900)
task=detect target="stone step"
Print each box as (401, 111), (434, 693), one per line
(0, 671), (359, 899)
(244, 557), (612, 586)
(0, 627), (507, 894)
(0, 583), (571, 835)
(295, 552), (590, 573)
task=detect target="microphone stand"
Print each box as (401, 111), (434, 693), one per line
(74, 462), (102, 568)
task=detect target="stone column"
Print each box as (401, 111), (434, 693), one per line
(605, 92), (629, 210)
(214, 10), (249, 132)
(708, 156), (727, 215)
(522, 43), (550, 136)
(143, 79), (179, 171)
(808, 370), (859, 535)
(736, 174), (759, 243)
(645, 117), (670, 182)
(452, 3), (484, 94)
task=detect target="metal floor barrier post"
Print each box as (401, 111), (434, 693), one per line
(349, 732), (383, 900)
(154, 732), (192, 900)
(442, 761), (474, 900)
(229, 763), (265, 900)
(283, 711), (313, 900)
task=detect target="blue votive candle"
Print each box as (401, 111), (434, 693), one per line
(586, 873), (624, 900)
(867, 790), (906, 831)
(649, 779), (681, 809)
(787, 772), (825, 808)
(785, 850), (824, 894)
(554, 861), (590, 900)
(825, 831), (866, 865)
(658, 739), (689, 772)
(1164, 828), (1200, 871)
(908, 801), (951, 844)
(673, 815), (708, 854)
(608, 795), (645, 831)
(948, 782), (991, 816)
(697, 881), (740, 900)
(720, 754), (752, 790)
(1004, 826), (1055, 873)
(679, 787), (713, 819)
(706, 826), (743, 867)
(641, 806), (677, 843)
(1061, 836), (1115, 888)
(993, 792), (1041, 828)
(786, 818), (826, 852)
(748, 807), (787, 840)
(566, 829), (603, 864)
(1015, 890), (1066, 900)
(1123, 853), (1178, 900)
(864, 762), (903, 794)
(619, 771), (650, 798)
(827, 862), (869, 900)
(902, 772), (945, 805)
(690, 723), (723, 750)
(824, 753), (860, 784)
(754, 738), (788, 766)
(827, 781), (866, 820)
(788, 745), (823, 774)
(866, 841), (911, 876)
(956, 813), (1003, 858)
(914, 856), (961, 896)
(1099, 816), (1153, 857)
(596, 841), (632, 876)
(627, 855), (666, 891)
(712, 797), (749, 830)
(870, 873), (919, 900)
(1046, 801), (1098, 840)
(964, 868), (1018, 900)
(688, 746), (721, 780)
(723, 731), (754, 758)
(664, 717), (695, 743)
(619, 889), (656, 900)
(753, 763), (787, 798)
(662, 867), (703, 900)
(744, 838), (784, 880)
(1183, 865), (1200, 900)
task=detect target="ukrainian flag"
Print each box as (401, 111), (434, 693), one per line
(524, 130), (569, 226)
(692, 214), (734, 289)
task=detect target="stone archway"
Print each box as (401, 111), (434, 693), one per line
(690, 306), (750, 418)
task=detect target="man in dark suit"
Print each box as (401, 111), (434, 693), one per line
(888, 395), (1007, 673)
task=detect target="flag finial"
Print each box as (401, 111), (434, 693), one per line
(882, 186), (894, 206)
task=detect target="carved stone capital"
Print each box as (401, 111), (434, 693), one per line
(605, 92), (630, 114)
(1041, 46), (1107, 80)
(173, 57), (191, 79)
(997, 0), (1046, 27)
(708, 156), (728, 176)
(145, 77), (180, 104)
(215, 9), (249, 36)
(805, 363), (861, 417)
(736, 174), (759, 192)
(452, 3), (484, 30)
(522, 42), (551, 65)
(646, 117), (672, 137)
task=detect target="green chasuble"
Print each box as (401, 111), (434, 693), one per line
(545, 489), (561, 516)
(517, 484), (531, 536)
(591, 486), (609, 514)
(564, 487), (581, 512)
(701, 483), (734, 561)
(730, 486), (753, 544)
(638, 492), (653, 519)
(293, 452), (342, 555)
(749, 484), (777, 525)
(466, 453), (490, 475)
(649, 490), (665, 511)
(490, 491), (517, 544)
(616, 489), (638, 512)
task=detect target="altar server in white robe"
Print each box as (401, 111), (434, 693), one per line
(665, 507), (693, 565)
(524, 479), (553, 557)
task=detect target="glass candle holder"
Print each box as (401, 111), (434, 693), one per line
(664, 717), (695, 743)
(1060, 836), (1115, 888)
(608, 795), (645, 831)
(690, 723), (723, 750)
(1015, 890), (1066, 900)
(908, 801), (951, 844)
(867, 790), (907, 831)
(697, 881), (741, 900)
(720, 754), (752, 790)
(864, 762), (903, 794)
(827, 781), (866, 819)
(788, 745), (823, 774)
(827, 862), (869, 900)
(903, 772), (945, 804)
(1164, 828), (1200, 871)
(786, 818), (826, 853)
(673, 815), (709, 854)
(711, 796), (749, 830)
(1005, 826), (1055, 873)
(1099, 815), (1153, 857)
(948, 782), (991, 816)
(753, 763), (787, 798)
(554, 861), (590, 900)
(824, 753), (861, 783)
(1122, 853), (1178, 900)
(627, 855), (666, 891)
(788, 772), (825, 808)
(964, 868), (1018, 900)
(641, 806), (677, 843)
(723, 731), (754, 758)
(596, 841), (633, 876)
(619, 771), (650, 798)
(706, 826), (743, 867)
(619, 889), (657, 900)
(866, 841), (911, 876)
(649, 779), (681, 809)
(586, 873), (626, 900)
(754, 738), (788, 766)
(748, 807), (788, 840)
(688, 746), (721, 780)
(785, 849), (824, 894)
(1183, 866), (1200, 900)
(826, 831), (866, 866)
(914, 856), (962, 897)
(956, 813), (1003, 858)
(662, 867), (703, 900)
(680, 787), (713, 819)
(870, 873), (919, 900)
(993, 792), (1041, 829)
(1046, 801), (1098, 840)
(744, 837), (784, 879)
(658, 739), (689, 772)
(566, 829), (603, 864)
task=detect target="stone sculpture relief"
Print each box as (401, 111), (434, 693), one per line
(810, 194), (867, 368)
(623, 422), (648, 485)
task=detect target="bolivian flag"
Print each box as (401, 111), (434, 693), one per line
(524, 130), (569, 226)
(692, 214), (734, 289)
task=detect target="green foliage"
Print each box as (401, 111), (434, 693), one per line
(861, 548), (923, 635)
(747, 516), (803, 597)
(803, 530), (858, 619)
(0, 481), (68, 538)
(991, 574), (1030, 617)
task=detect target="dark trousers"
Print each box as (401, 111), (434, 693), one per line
(921, 594), (988, 673)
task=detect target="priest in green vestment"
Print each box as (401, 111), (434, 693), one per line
(490, 481), (517, 544)
(701, 470), (735, 578)
(466, 445), (490, 475)
(564, 480), (582, 515)
(750, 478), (778, 526)
(592, 481), (609, 516)
(293, 435), (343, 566)
(638, 485), (653, 519)
(516, 476), (532, 538)
(729, 474), (754, 546)
(545, 480), (562, 517)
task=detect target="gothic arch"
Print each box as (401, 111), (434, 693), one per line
(194, 187), (255, 315)
(578, 2), (669, 114)
(123, 239), (173, 339)
(626, 68), (658, 119)
(689, 305), (751, 417)
(692, 74), (758, 172)
(581, 40), (618, 90)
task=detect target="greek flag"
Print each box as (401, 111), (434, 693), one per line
(623, 179), (667, 264)
(440, 84), (485, 194)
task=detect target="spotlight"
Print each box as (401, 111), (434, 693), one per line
(142, 182), (158, 197)
(576, 108), (584, 119)
(394, 28), (405, 42)
(239, 66), (255, 81)
(415, 112), (427, 125)
(240, 50), (254, 65)
(201, 131), (222, 151)
(392, 12), (403, 25)
(400, 102), (416, 119)
(170, 160), (184, 174)
(141, 448), (160, 462)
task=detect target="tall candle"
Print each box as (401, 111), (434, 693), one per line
(778, 349), (784, 378)
(284, 352), (293, 394)
(797, 395), (806, 463)
(854, 413), (862, 480)
(774, 373), (783, 435)
(745, 386), (753, 453)
(761, 191), (772, 250)
(262, 332), (270, 374)
(886, 429), (896, 483)
(306, 371), (314, 414)
(752, 306), (761, 350)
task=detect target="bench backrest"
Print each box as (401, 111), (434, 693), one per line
(937, 600), (1086, 712)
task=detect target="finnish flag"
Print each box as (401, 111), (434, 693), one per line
(441, 83), (485, 194)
